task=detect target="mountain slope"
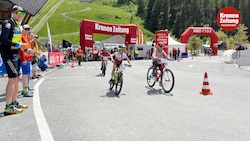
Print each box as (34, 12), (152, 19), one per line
(29, 0), (154, 45)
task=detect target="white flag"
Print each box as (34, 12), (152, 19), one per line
(47, 22), (52, 52)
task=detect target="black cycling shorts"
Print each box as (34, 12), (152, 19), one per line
(2, 54), (21, 78)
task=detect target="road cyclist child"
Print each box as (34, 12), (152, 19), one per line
(109, 45), (131, 83)
(0, 5), (28, 115)
(98, 48), (110, 70)
(152, 42), (170, 76)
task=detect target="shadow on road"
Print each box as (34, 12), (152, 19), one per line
(95, 73), (103, 77)
(145, 86), (173, 96)
(100, 89), (126, 98)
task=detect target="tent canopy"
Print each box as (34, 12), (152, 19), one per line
(168, 35), (186, 54)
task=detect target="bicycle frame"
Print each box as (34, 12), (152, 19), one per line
(155, 64), (165, 81)
(156, 59), (168, 80)
(114, 64), (125, 84)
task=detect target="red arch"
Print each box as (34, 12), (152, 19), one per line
(180, 27), (218, 55)
(80, 19), (137, 53)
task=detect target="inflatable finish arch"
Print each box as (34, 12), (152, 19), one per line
(180, 27), (218, 55)
(80, 19), (137, 53)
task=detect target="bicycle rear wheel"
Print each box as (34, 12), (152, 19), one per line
(161, 69), (174, 93)
(146, 66), (156, 87)
(102, 63), (106, 76)
(115, 74), (123, 95)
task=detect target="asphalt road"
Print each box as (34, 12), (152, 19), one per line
(0, 55), (250, 141)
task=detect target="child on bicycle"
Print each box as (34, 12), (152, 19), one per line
(109, 45), (131, 83)
(152, 42), (170, 76)
(98, 48), (110, 70)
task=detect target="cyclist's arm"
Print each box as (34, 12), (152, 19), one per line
(126, 57), (131, 65)
(110, 53), (115, 62)
(152, 48), (157, 59)
(162, 51), (171, 60)
(98, 52), (103, 57)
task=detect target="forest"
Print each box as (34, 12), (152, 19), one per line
(118, 0), (250, 41)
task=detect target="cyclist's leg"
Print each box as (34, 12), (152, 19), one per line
(110, 62), (117, 81)
(101, 59), (103, 70)
(152, 61), (158, 76)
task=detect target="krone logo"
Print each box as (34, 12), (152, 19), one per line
(217, 7), (240, 31)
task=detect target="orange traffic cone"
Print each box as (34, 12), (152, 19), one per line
(200, 72), (213, 95)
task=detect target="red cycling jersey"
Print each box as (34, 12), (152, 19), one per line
(99, 51), (110, 61)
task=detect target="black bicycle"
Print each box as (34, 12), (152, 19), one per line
(101, 57), (108, 76)
(146, 58), (175, 93)
(109, 64), (131, 95)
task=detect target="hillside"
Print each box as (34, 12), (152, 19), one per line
(28, 0), (154, 45)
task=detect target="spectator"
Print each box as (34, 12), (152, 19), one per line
(134, 48), (139, 60)
(19, 26), (35, 97)
(39, 55), (48, 71)
(130, 47), (135, 60)
(172, 48), (177, 60)
(76, 46), (83, 66)
(85, 49), (90, 61)
(0, 5), (28, 115)
(177, 48), (180, 58)
(31, 34), (41, 79)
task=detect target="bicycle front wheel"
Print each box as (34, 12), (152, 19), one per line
(161, 69), (174, 93)
(115, 74), (123, 95)
(109, 79), (114, 90)
(146, 66), (156, 87)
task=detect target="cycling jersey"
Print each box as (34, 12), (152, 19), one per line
(152, 49), (168, 63)
(0, 18), (21, 58)
(113, 51), (128, 63)
(99, 51), (110, 61)
(0, 18), (22, 78)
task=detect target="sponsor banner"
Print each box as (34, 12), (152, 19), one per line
(48, 52), (64, 66)
(80, 19), (137, 53)
(0, 53), (6, 75)
(217, 7), (240, 31)
(155, 30), (169, 55)
(155, 30), (169, 47)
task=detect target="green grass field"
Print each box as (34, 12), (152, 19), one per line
(29, 0), (154, 45)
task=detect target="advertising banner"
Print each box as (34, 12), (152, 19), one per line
(80, 19), (137, 53)
(155, 30), (169, 54)
(217, 7), (240, 31)
(48, 52), (64, 66)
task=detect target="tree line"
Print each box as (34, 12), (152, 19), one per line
(117, 0), (250, 42)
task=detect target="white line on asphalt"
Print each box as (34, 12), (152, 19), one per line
(33, 78), (54, 141)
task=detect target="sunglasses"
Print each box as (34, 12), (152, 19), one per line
(16, 11), (26, 17)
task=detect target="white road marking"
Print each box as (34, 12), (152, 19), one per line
(33, 78), (54, 141)
(188, 64), (193, 68)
